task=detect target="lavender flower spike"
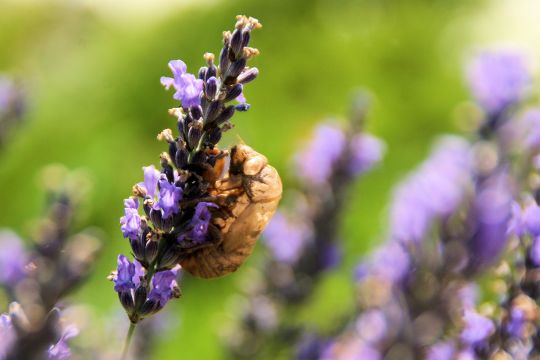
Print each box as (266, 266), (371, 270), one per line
(467, 50), (530, 115)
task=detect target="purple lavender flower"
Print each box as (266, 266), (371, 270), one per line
(263, 212), (310, 264)
(188, 202), (218, 242)
(348, 134), (385, 176)
(0, 313), (14, 358)
(358, 242), (410, 283)
(295, 124), (346, 186)
(321, 339), (381, 360)
(47, 325), (79, 360)
(460, 310), (495, 346)
(141, 165), (161, 198)
(508, 201), (540, 237)
(506, 308), (526, 339)
(467, 51), (530, 114)
(530, 236), (540, 267)
(468, 174), (512, 269)
(0, 230), (28, 286)
(517, 108), (540, 153)
(355, 309), (387, 343)
(120, 198), (141, 241)
(427, 341), (456, 360)
(161, 60), (203, 108)
(113, 255), (144, 292)
(390, 137), (472, 244)
(156, 179), (183, 219)
(148, 268), (179, 306)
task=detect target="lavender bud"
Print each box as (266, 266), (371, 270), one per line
(139, 299), (160, 317)
(188, 125), (203, 149)
(205, 101), (222, 123)
(198, 67), (207, 80)
(207, 127), (222, 145)
(175, 147), (189, 169)
(150, 209), (164, 229)
(145, 240), (158, 264)
(224, 84), (243, 102)
(235, 103), (250, 112)
(192, 150), (207, 164)
(206, 76), (218, 99)
(190, 106), (203, 120)
(219, 46), (230, 71)
(206, 65), (217, 80)
(215, 105), (235, 124)
(130, 237), (145, 261)
(119, 291), (135, 313)
(238, 67), (259, 84)
(168, 141), (177, 162)
(230, 29), (244, 57)
(241, 30), (251, 48)
(158, 247), (180, 269)
(177, 117), (185, 135)
(227, 58), (247, 80)
(134, 286), (148, 310)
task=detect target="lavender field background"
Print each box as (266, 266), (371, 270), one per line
(1, 0), (539, 358)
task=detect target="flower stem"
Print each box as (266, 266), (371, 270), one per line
(121, 322), (137, 360)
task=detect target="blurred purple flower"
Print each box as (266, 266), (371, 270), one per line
(348, 134), (385, 176)
(0, 313), (14, 358)
(355, 309), (387, 343)
(263, 212), (310, 264)
(0, 230), (27, 286)
(113, 255), (144, 292)
(531, 236), (540, 266)
(508, 201), (540, 237)
(120, 198), (141, 241)
(460, 310), (494, 346)
(161, 60), (203, 108)
(467, 51), (530, 114)
(47, 325), (79, 360)
(468, 174), (512, 270)
(359, 242), (410, 283)
(148, 268), (179, 306)
(427, 341), (456, 360)
(321, 339), (381, 360)
(156, 179), (183, 219)
(506, 308), (526, 339)
(390, 137), (472, 244)
(295, 124), (346, 185)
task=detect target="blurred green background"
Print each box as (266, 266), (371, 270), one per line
(0, 0), (538, 358)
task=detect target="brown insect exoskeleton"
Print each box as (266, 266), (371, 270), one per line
(179, 144), (282, 278)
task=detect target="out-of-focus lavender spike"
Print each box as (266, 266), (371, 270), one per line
(0, 76), (26, 148)
(467, 50), (530, 116)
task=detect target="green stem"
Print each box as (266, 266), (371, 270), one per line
(121, 322), (137, 360)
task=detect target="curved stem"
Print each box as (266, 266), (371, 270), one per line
(121, 322), (137, 360)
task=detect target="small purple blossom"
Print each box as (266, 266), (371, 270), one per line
(468, 174), (513, 270)
(263, 212), (310, 264)
(506, 308), (526, 339)
(0, 314), (14, 358)
(47, 325), (79, 360)
(427, 341), (456, 360)
(460, 310), (495, 346)
(113, 255), (144, 292)
(508, 201), (540, 237)
(156, 179), (183, 219)
(148, 268), (179, 306)
(295, 124), (346, 185)
(0, 230), (28, 286)
(120, 198), (141, 240)
(390, 137), (472, 244)
(188, 202), (218, 242)
(161, 60), (203, 108)
(467, 51), (530, 114)
(348, 134), (385, 176)
(141, 165), (161, 198)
